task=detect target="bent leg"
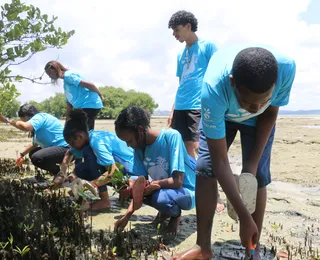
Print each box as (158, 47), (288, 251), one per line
(30, 146), (68, 175)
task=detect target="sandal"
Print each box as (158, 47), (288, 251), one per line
(227, 173), (257, 220)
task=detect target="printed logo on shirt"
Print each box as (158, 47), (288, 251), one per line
(226, 101), (271, 122)
(181, 53), (199, 80)
(203, 121), (216, 129)
(204, 108), (211, 120)
(144, 156), (169, 180)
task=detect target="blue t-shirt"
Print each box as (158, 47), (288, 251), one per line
(63, 70), (103, 109)
(132, 129), (196, 208)
(175, 39), (217, 110)
(70, 130), (134, 172)
(201, 45), (296, 140)
(28, 113), (68, 148)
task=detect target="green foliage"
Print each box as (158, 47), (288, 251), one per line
(108, 162), (130, 194)
(28, 86), (158, 119)
(99, 86), (158, 119)
(1, 98), (20, 117)
(0, 0), (74, 112)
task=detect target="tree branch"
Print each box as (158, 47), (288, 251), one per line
(5, 52), (35, 68)
(3, 75), (51, 85)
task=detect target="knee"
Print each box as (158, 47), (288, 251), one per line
(30, 153), (41, 166)
(196, 156), (211, 176)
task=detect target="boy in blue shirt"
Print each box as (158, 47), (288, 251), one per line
(172, 46), (296, 259)
(167, 10), (217, 159)
(113, 106), (196, 239)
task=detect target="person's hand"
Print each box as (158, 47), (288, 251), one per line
(167, 114), (173, 128)
(66, 173), (77, 182)
(239, 214), (259, 256)
(51, 171), (66, 190)
(114, 215), (130, 232)
(16, 156), (24, 167)
(0, 113), (9, 123)
(144, 181), (161, 196)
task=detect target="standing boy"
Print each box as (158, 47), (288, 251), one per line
(172, 46), (296, 259)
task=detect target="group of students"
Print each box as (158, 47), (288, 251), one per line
(0, 9), (297, 260)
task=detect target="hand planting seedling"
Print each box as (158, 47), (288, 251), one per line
(93, 162), (130, 195)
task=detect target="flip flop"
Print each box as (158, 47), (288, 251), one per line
(239, 172), (257, 215)
(71, 178), (83, 200)
(132, 176), (146, 211)
(227, 173), (258, 220)
(71, 179), (98, 200)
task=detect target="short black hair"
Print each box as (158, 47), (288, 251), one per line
(18, 104), (39, 118)
(114, 106), (150, 134)
(232, 47), (278, 94)
(168, 10), (198, 32)
(63, 109), (89, 140)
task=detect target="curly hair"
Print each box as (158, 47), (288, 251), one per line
(232, 47), (278, 94)
(168, 10), (198, 32)
(63, 109), (89, 140)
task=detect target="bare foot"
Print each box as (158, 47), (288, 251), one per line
(90, 200), (111, 210)
(216, 197), (225, 213)
(166, 215), (181, 234)
(152, 211), (169, 227)
(163, 215), (181, 242)
(171, 244), (213, 260)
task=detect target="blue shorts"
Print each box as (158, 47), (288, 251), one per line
(196, 121), (275, 188)
(132, 156), (196, 217)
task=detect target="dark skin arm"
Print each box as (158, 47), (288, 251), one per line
(206, 136), (258, 250)
(79, 80), (104, 100)
(114, 172), (184, 231)
(242, 106), (279, 175)
(151, 171), (183, 189)
(91, 163), (119, 187)
(0, 113), (33, 131)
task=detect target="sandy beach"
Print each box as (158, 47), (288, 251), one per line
(0, 115), (319, 259)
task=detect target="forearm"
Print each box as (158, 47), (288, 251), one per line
(245, 107), (279, 171)
(60, 150), (74, 174)
(152, 177), (182, 189)
(79, 81), (102, 96)
(86, 85), (101, 96)
(21, 143), (37, 156)
(8, 120), (29, 131)
(93, 164), (117, 186)
(170, 103), (175, 114)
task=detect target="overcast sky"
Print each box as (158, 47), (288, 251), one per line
(7, 0), (320, 111)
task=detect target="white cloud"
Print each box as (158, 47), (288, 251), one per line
(5, 0), (320, 111)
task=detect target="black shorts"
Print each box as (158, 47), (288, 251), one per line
(172, 110), (201, 142)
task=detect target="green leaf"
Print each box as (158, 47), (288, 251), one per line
(7, 233), (14, 246)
